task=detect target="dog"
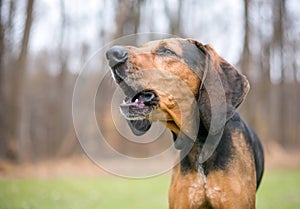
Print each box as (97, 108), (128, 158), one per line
(106, 38), (264, 209)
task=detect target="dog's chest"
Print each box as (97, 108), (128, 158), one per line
(186, 168), (207, 208)
(170, 165), (229, 209)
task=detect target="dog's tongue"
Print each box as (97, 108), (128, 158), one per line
(122, 91), (157, 107)
(122, 97), (145, 108)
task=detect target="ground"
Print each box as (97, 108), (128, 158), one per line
(0, 142), (300, 209)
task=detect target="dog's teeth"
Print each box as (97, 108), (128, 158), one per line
(135, 99), (139, 103)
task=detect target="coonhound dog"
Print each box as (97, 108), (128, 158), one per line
(106, 38), (264, 209)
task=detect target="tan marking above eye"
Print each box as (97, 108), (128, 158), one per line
(139, 39), (183, 56)
(158, 40), (182, 56)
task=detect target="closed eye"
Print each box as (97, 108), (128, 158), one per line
(156, 47), (178, 57)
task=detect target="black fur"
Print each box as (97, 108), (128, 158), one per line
(173, 112), (264, 189)
(180, 41), (206, 76)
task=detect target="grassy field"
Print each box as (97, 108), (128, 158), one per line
(1, 170), (300, 209)
(256, 170), (300, 209)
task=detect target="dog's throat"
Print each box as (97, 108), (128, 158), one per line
(171, 121), (211, 175)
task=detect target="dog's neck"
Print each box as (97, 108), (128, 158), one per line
(172, 118), (233, 176)
(170, 120), (209, 174)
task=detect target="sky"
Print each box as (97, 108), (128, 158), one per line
(8, 0), (299, 78)
(28, 0), (244, 71)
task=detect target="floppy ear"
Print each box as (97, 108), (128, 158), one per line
(127, 119), (152, 136)
(191, 40), (250, 132)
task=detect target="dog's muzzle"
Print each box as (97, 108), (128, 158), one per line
(106, 46), (159, 120)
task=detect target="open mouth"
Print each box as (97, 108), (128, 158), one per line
(120, 90), (159, 120)
(107, 56), (159, 120)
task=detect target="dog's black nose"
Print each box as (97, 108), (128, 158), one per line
(106, 46), (128, 68)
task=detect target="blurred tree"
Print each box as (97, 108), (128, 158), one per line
(0, 0), (6, 159)
(0, 0), (17, 160)
(239, 0), (253, 123)
(113, 0), (142, 39)
(53, 0), (68, 155)
(9, 0), (35, 162)
(164, 0), (183, 35)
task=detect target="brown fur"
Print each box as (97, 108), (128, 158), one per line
(168, 132), (256, 209)
(123, 39), (201, 136)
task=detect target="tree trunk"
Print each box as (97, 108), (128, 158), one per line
(272, 0), (287, 146)
(239, 0), (256, 126)
(9, 0), (35, 162)
(51, 0), (68, 157)
(112, 0), (142, 39)
(164, 0), (183, 35)
(0, 0), (7, 159)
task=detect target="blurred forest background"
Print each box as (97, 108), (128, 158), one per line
(0, 0), (299, 164)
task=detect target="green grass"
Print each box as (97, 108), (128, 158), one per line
(0, 175), (169, 209)
(257, 170), (300, 209)
(0, 170), (299, 209)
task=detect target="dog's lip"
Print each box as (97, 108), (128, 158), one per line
(111, 61), (128, 84)
(120, 90), (159, 120)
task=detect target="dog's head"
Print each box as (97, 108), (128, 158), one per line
(106, 38), (249, 139)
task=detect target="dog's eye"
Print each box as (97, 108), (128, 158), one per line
(156, 47), (177, 56)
